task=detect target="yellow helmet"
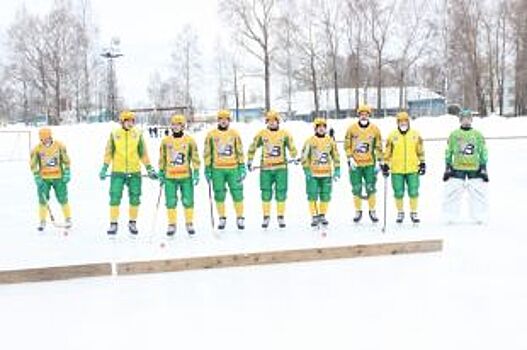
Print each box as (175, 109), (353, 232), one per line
(396, 111), (410, 123)
(313, 117), (327, 127)
(170, 114), (186, 125)
(217, 109), (231, 120)
(265, 110), (280, 123)
(39, 127), (52, 141)
(119, 110), (136, 122)
(357, 104), (372, 115)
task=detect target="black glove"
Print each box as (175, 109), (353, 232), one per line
(418, 162), (426, 176)
(381, 163), (390, 177)
(479, 165), (489, 182)
(443, 165), (452, 182)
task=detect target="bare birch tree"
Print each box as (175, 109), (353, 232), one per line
(221, 0), (278, 111)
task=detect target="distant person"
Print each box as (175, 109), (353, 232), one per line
(301, 118), (341, 228)
(247, 110), (298, 229)
(383, 112), (426, 223)
(344, 104), (384, 223)
(204, 109), (246, 230)
(329, 127), (335, 141)
(30, 128), (72, 231)
(164, 128), (169, 137)
(154, 126), (159, 138)
(98, 111), (158, 236)
(442, 109), (489, 224)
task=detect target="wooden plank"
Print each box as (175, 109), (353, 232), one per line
(118, 239), (442, 276)
(0, 263), (113, 284)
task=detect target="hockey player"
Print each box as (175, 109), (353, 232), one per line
(247, 110), (298, 228)
(204, 109), (246, 230)
(383, 112), (426, 223)
(30, 127), (72, 231)
(158, 114), (200, 236)
(442, 109), (489, 224)
(99, 111), (157, 235)
(344, 104), (384, 223)
(301, 118), (341, 227)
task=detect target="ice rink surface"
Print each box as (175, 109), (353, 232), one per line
(1, 115), (526, 349)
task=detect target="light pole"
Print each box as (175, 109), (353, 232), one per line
(101, 38), (123, 121)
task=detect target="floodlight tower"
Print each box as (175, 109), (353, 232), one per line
(101, 37), (123, 120)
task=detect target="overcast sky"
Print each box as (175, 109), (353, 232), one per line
(0, 0), (226, 109)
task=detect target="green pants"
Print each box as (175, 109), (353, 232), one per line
(38, 179), (68, 205)
(391, 173), (420, 199)
(349, 165), (377, 197)
(306, 176), (332, 202)
(212, 168), (243, 203)
(165, 178), (194, 209)
(109, 173), (142, 206)
(260, 168), (288, 202)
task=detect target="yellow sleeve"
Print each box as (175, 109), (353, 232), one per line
(138, 134), (151, 167)
(234, 131), (245, 165)
(331, 139), (340, 168)
(285, 131), (298, 159)
(247, 131), (262, 163)
(344, 126), (353, 158)
(158, 139), (167, 171)
(384, 133), (394, 164)
(301, 138), (311, 168)
(103, 132), (114, 165)
(59, 142), (71, 170)
(203, 132), (212, 167)
(375, 126), (383, 163)
(30, 145), (40, 175)
(416, 132), (425, 162)
(190, 138), (201, 170)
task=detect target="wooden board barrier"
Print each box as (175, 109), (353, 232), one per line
(0, 263), (113, 284)
(118, 239), (443, 276)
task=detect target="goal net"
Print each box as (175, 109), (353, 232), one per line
(0, 130), (31, 162)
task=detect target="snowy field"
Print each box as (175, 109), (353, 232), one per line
(1, 115), (527, 349)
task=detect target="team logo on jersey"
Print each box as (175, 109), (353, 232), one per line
(355, 142), (370, 154)
(43, 151), (59, 167)
(170, 151), (186, 166)
(461, 143), (475, 156)
(218, 143), (234, 157)
(265, 144), (281, 158)
(314, 150), (329, 165)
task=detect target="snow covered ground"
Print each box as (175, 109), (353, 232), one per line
(1, 115), (527, 349)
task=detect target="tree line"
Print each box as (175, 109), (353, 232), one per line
(1, 0), (527, 125)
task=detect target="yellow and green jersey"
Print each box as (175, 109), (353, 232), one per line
(445, 128), (488, 171)
(204, 128), (244, 169)
(247, 129), (298, 170)
(301, 135), (340, 177)
(103, 126), (151, 173)
(344, 122), (383, 166)
(384, 129), (425, 174)
(159, 134), (200, 179)
(30, 141), (70, 179)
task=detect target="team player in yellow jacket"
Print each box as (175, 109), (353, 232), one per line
(30, 128), (72, 231)
(204, 109), (246, 230)
(301, 118), (341, 227)
(247, 110), (298, 228)
(99, 111), (157, 235)
(158, 114), (200, 236)
(344, 104), (384, 223)
(382, 112), (426, 223)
